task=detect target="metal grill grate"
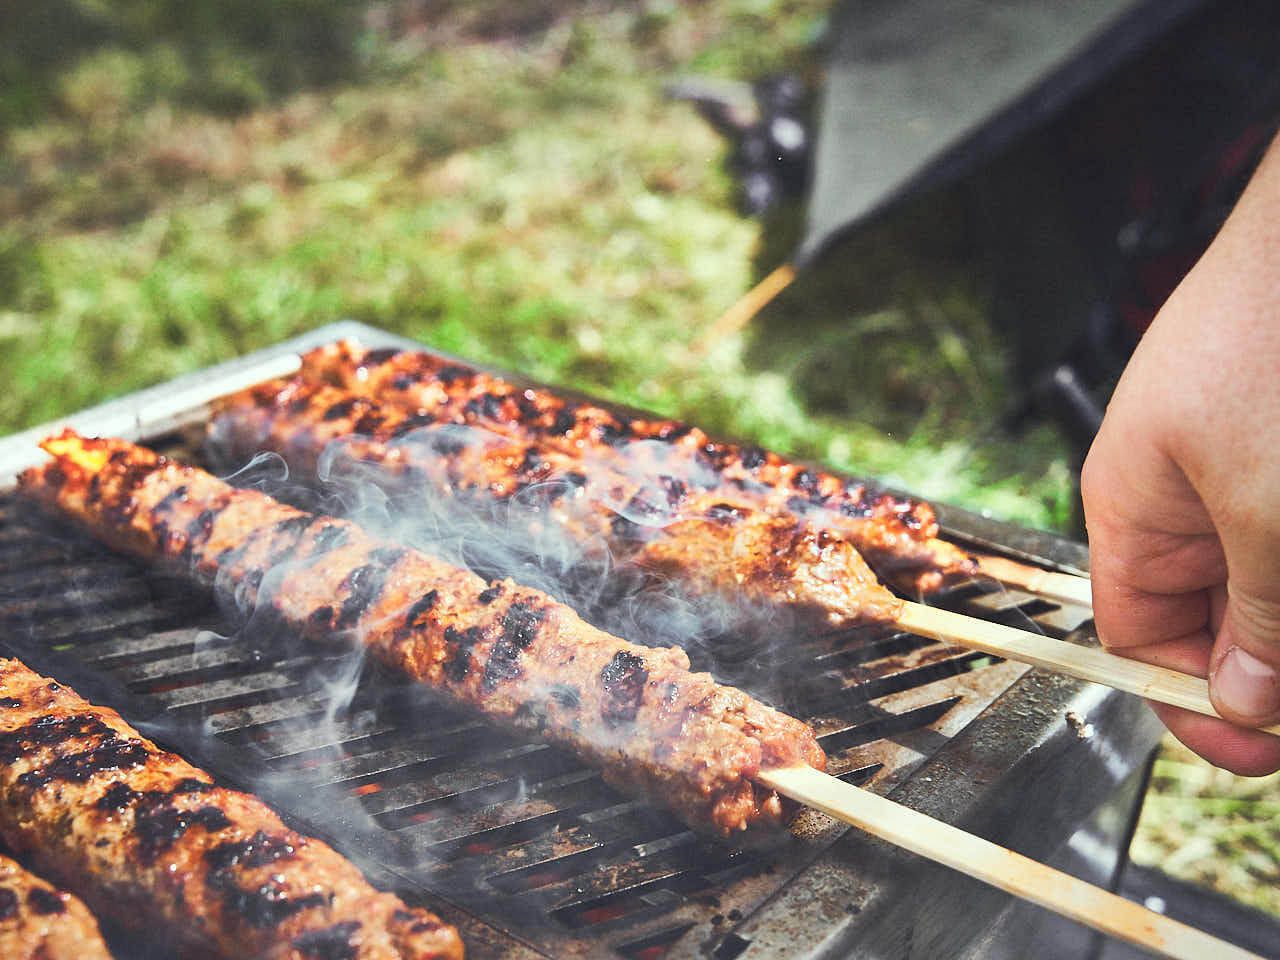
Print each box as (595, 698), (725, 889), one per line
(0, 324), (1133, 959)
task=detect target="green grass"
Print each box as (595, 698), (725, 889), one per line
(1133, 737), (1280, 916)
(1, 0), (1073, 529)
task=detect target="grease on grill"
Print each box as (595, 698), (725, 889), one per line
(600, 651), (648, 726)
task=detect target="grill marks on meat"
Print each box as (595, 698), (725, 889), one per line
(300, 341), (977, 591)
(211, 378), (902, 629)
(0, 851), (111, 960)
(0, 656), (464, 960)
(21, 432), (826, 837)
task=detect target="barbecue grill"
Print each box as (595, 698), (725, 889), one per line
(0, 322), (1164, 959)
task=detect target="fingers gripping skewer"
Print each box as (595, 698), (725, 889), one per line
(895, 601), (1280, 737)
(757, 766), (1265, 960)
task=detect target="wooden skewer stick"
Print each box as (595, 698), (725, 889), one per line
(691, 262), (798, 356)
(972, 553), (1093, 608)
(758, 765), (1263, 960)
(895, 601), (1280, 737)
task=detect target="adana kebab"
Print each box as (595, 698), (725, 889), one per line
(299, 341), (978, 593)
(0, 655), (464, 960)
(211, 377), (905, 631)
(211, 375), (1244, 731)
(21, 432), (827, 838)
(0, 850), (111, 960)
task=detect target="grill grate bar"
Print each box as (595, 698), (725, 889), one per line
(143, 667), (306, 710)
(198, 690), (344, 736)
(402, 771), (614, 849)
(361, 746), (582, 822)
(77, 626), (215, 665)
(502, 838), (745, 913)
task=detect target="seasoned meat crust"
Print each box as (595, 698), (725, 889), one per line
(0, 849), (111, 960)
(298, 341), (977, 592)
(210, 376), (902, 629)
(20, 433), (827, 837)
(0, 656), (463, 960)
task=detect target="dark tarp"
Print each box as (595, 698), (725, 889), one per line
(800, 0), (1208, 265)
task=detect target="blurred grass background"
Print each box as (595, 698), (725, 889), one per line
(2, 0), (1275, 918)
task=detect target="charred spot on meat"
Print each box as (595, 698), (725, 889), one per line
(0, 888), (16, 921)
(479, 601), (546, 692)
(25, 888), (67, 916)
(361, 347), (402, 367)
(292, 920), (363, 960)
(599, 651), (648, 726)
(322, 398), (362, 423)
(388, 412), (438, 438)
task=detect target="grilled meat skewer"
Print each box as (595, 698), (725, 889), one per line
(211, 377), (902, 630)
(0, 850), (111, 960)
(300, 341), (977, 592)
(0, 655), (463, 960)
(20, 432), (827, 837)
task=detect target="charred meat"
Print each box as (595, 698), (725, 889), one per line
(299, 341), (976, 592)
(20, 432), (827, 837)
(0, 850), (111, 960)
(0, 654), (463, 960)
(210, 377), (902, 630)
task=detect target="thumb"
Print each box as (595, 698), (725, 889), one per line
(1209, 584), (1280, 728)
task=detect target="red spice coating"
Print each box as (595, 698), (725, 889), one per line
(21, 432), (826, 838)
(0, 653), (463, 959)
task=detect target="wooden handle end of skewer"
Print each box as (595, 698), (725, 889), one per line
(894, 601), (1280, 738)
(972, 554), (1093, 608)
(759, 765), (1265, 960)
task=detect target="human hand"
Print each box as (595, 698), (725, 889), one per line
(1081, 136), (1280, 776)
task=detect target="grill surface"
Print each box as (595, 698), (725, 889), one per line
(0, 323), (1161, 958)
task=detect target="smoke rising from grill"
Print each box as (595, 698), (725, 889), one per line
(169, 417), (836, 848)
(223, 421), (814, 692)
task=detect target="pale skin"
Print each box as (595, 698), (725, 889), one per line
(1081, 135), (1280, 776)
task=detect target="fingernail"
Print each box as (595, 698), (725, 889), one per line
(1213, 647), (1280, 720)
